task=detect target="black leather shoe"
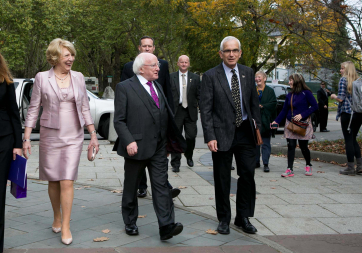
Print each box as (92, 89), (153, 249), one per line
(255, 162), (260, 168)
(264, 165), (270, 173)
(137, 189), (147, 198)
(234, 217), (257, 234)
(171, 188), (181, 198)
(172, 167), (180, 172)
(321, 129), (330, 132)
(160, 222), (183, 240)
(187, 158), (194, 167)
(216, 221), (230, 234)
(125, 224), (139, 235)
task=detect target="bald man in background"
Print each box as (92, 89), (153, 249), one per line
(170, 55), (200, 172)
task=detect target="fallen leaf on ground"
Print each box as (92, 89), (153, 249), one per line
(111, 190), (123, 193)
(230, 194), (235, 197)
(75, 187), (83, 190)
(173, 175), (178, 177)
(270, 180), (277, 182)
(102, 229), (110, 234)
(83, 186), (91, 188)
(271, 187), (276, 189)
(93, 237), (109, 242)
(317, 171), (325, 173)
(206, 229), (218, 235)
(138, 215), (147, 218)
(98, 158), (103, 159)
(178, 186), (187, 189)
(88, 179), (94, 181)
(81, 206), (86, 208)
(209, 197), (214, 200)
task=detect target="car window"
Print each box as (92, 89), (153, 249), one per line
(13, 82), (19, 89)
(274, 86), (287, 100)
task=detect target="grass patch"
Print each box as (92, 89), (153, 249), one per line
(309, 138), (362, 154)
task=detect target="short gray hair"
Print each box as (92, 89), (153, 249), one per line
(220, 36), (241, 51)
(133, 54), (145, 75)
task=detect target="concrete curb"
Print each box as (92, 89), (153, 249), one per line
(271, 146), (347, 164)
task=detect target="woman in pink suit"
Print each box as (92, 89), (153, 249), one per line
(22, 38), (99, 245)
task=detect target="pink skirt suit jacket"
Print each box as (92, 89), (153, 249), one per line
(25, 68), (94, 181)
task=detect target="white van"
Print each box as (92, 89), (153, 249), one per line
(84, 77), (99, 94)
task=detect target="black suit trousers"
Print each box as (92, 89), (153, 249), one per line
(122, 140), (175, 227)
(212, 121), (256, 224)
(171, 105), (197, 168)
(0, 134), (14, 253)
(319, 105), (328, 131)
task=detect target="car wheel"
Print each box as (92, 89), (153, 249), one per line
(311, 113), (317, 132)
(99, 117), (110, 139)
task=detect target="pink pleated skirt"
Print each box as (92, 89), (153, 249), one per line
(39, 101), (83, 181)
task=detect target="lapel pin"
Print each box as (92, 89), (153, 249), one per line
(190, 79), (192, 82)
(242, 75), (245, 78)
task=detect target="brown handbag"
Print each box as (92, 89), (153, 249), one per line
(253, 119), (263, 145)
(286, 94), (307, 136)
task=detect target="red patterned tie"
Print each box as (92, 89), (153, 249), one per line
(146, 81), (159, 108)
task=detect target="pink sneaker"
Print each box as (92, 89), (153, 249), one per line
(281, 169), (294, 177)
(305, 166), (313, 176)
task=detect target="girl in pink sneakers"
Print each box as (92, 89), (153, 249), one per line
(271, 74), (318, 177)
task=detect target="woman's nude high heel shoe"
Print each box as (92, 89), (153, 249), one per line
(52, 227), (61, 233)
(61, 232), (73, 245)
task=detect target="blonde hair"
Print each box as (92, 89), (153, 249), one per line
(46, 38), (76, 66)
(0, 52), (13, 84)
(255, 71), (267, 81)
(341, 61), (358, 93)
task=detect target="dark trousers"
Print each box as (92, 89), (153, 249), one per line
(138, 167), (173, 190)
(287, 139), (311, 169)
(319, 106), (329, 131)
(0, 134), (14, 253)
(171, 105), (197, 168)
(212, 121), (256, 224)
(122, 140), (175, 227)
(341, 112), (362, 162)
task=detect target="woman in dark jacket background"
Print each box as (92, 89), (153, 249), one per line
(271, 73), (318, 178)
(0, 52), (22, 253)
(255, 71), (277, 172)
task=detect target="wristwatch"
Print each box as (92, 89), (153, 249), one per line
(22, 139), (31, 142)
(90, 130), (97, 135)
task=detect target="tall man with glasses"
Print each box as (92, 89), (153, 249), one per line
(199, 36), (261, 235)
(120, 36), (178, 198)
(113, 53), (185, 240)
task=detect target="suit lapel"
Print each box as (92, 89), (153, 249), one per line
(174, 72), (180, 98)
(187, 73), (192, 94)
(129, 76), (156, 121)
(48, 68), (61, 101)
(70, 70), (78, 101)
(238, 64), (248, 108)
(216, 64), (235, 109)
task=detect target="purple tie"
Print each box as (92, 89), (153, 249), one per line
(146, 81), (159, 108)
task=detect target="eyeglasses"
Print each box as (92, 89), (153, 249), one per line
(222, 49), (240, 55)
(143, 62), (161, 68)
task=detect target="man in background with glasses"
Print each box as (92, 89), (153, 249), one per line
(199, 36), (261, 235)
(120, 36), (178, 199)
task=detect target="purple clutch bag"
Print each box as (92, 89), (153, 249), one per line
(11, 175), (27, 199)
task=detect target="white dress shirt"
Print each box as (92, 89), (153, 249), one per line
(136, 74), (158, 97)
(222, 62), (247, 120)
(178, 71), (188, 104)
